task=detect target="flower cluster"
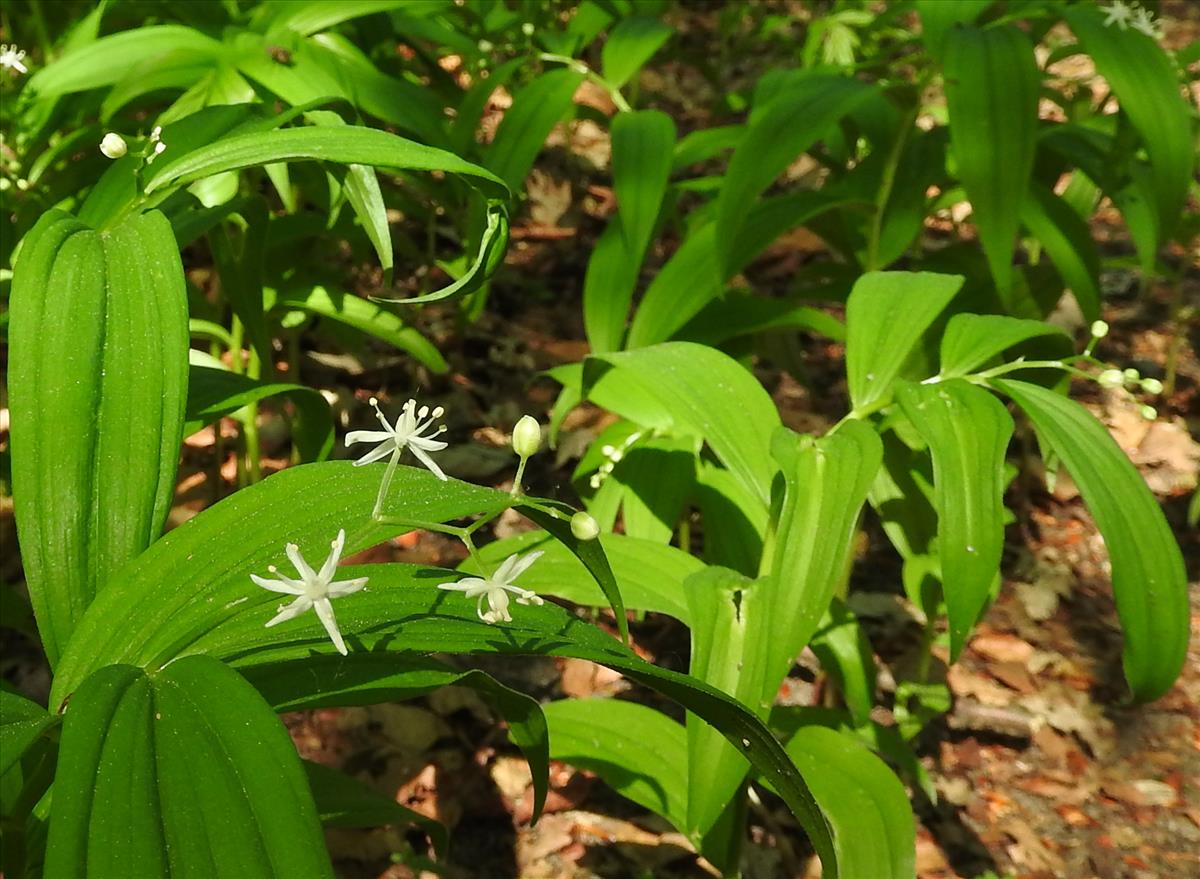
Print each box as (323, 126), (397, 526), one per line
(346, 396), (449, 479)
(1102, 1), (1162, 39)
(588, 430), (643, 490)
(0, 44), (28, 75)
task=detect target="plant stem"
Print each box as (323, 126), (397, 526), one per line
(371, 448), (403, 519)
(538, 53), (632, 112)
(511, 455), (529, 496)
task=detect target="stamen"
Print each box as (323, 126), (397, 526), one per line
(432, 406), (444, 418)
(418, 405), (429, 419)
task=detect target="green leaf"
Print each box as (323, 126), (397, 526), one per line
(763, 421), (882, 698)
(1066, 7), (1194, 238)
(938, 313), (1070, 378)
(601, 17), (673, 89)
(715, 75), (875, 275)
(897, 380), (1013, 659)
(542, 698), (688, 831)
(994, 380), (1188, 700)
(469, 531), (699, 623)
(943, 24), (1040, 303)
(0, 689), (58, 779)
(783, 726), (915, 879)
(185, 361), (334, 462)
(45, 657), (333, 878)
(273, 285), (448, 373)
(609, 437), (696, 543)
(8, 210), (189, 665)
(304, 761), (448, 855)
(1020, 184), (1101, 320)
(694, 461), (769, 576)
(485, 68), (584, 192)
(809, 600), (876, 728)
(585, 342), (781, 506)
(914, 0), (989, 60)
(26, 26), (221, 98)
(267, 0), (410, 36)
(845, 271), (963, 413)
(625, 223), (721, 349)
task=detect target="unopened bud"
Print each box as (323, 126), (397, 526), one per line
(477, 39), (494, 53)
(1098, 369), (1125, 388)
(99, 132), (127, 159)
(1140, 404), (1157, 421)
(521, 22), (535, 36)
(1090, 320), (1109, 339)
(1123, 368), (1140, 383)
(570, 511), (600, 541)
(1140, 377), (1163, 395)
(511, 415), (541, 459)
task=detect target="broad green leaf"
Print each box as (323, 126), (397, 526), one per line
(943, 24), (1040, 302)
(1020, 184), (1101, 320)
(253, 655), (548, 824)
(993, 380), (1188, 701)
(585, 342), (781, 506)
(609, 437), (696, 543)
(897, 380), (1013, 659)
(273, 285), (448, 373)
(601, 17), (673, 89)
(542, 698), (688, 831)
(672, 124), (743, 171)
(762, 421), (882, 700)
(694, 461), (769, 576)
(8, 210), (188, 665)
(185, 362), (334, 462)
(485, 68), (584, 192)
(938, 313), (1070, 378)
(915, 0), (989, 60)
(715, 75), (875, 274)
(583, 110), (674, 352)
(0, 689), (58, 778)
(304, 761), (447, 856)
(784, 726), (915, 879)
(100, 49), (215, 120)
(677, 295), (846, 347)
(809, 600), (876, 728)
(26, 26), (221, 98)
(469, 529), (699, 623)
(1066, 7), (1194, 238)
(267, 0), (409, 36)
(845, 271), (963, 413)
(45, 657), (333, 878)
(686, 568), (773, 836)
(625, 223), (721, 348)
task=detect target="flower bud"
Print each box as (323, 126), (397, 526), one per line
(99, 133), (127, 159)
(1140, 377), (1163, 395)
(1140, 404), (1157, 421)
(570, 511), (600, 541)
(1089, 320), (1109, 339)
(511, 415), (541, 459)
(1098, 369), (1125, 388)
(521, 22), (535, 36)
(1123, 367), (1140, 383)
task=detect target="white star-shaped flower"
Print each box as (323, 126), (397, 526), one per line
(250, 529), (368, 655)
(345, 396), (449, 480)
(437, 551), (545, 624)
(1130, 6), (1161, 39)
(1102, 1), (1134, 29)
(0, 44), (28, 74)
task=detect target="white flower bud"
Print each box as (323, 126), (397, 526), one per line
(1089, 320), (1109, 339)
(1123, 368), (1140, 383)
(477, 39), (494, 53)
(521, 22), (535, 36)
(511, 415), (541, 459)
(1098, 369), (1125, 388)
(1140, 377), (1164, 395)
(99, 133), (127, 159)
(570, 512), (600, 541)
(1140, 404), (1157, 421)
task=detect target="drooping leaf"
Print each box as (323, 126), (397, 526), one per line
(45, 657), (334, 878)
(845, 271), (963, 413)
(943, 24), (1040, 303)
(897, 380), (1013, 659)
(992, 380), (1188, 701)
(783, 726), (915, 879)
(8, 210), (188, 665)
(542, 698), (688, 831)
(938, 313), (1071, 378)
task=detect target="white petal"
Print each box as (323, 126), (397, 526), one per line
(286, 543), (317, 580)
(409, 444), (447, 481)
(327, 576), (368, 598)
(313, 598), (347, 655)
(486, 587), (511, 621)
(408, 435), (448, 452)
(317, 529), (346, 583)
(266, 596), (312, 627)
(501, 550), (543, 584)
(492, 553), (521, 584)
(351, 442), (395, 467)
(345, 429), (394, 447)
(250, 573), (305, 596)
(438, 577), (487, 594)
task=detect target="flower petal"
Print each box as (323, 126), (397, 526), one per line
(265, 596), (312, 627)
(250, 573), (305, 596)
(327, 576), (369, 598)
(312, 598), (347, 655)
(285, 543), (317, 580)
(351, 442), (396, 467)
(345, 429), (394, 447)
(499, 550), (543, 585)
(317, 529), (347, 583)
(408, 435), (449, 452)
(409, 443), (447, 481)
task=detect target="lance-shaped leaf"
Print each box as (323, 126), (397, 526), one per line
(897, 380), (1013, 660)
(601, 17), (673, 89)
(1, 688), (59, 778)
(762, 421), (882, 702)
(943, 24), (1040, 303)
(9, 210), (188, 666)
(845, 271), (963, 413)
(485, 68), (584, 192)
(1020, 184), (1101, 321)
(993, 380), (1188, 701)
(783, 726), (916, 879)
(45, 657), (334, 878)
(938, 313), (1070, 378)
